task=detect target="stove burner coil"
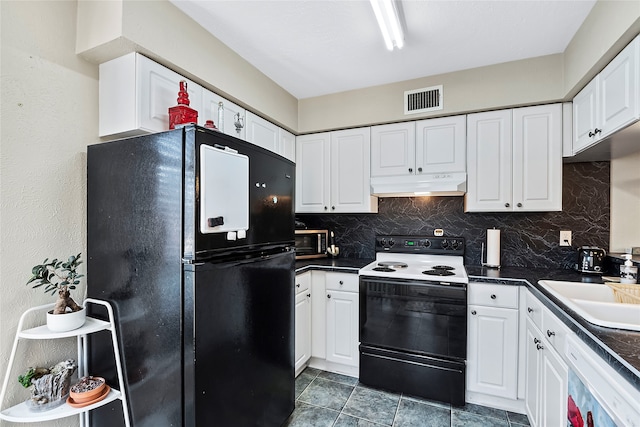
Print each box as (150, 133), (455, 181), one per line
(431, 265), (454, 271)
(377, 261), (408, 269)
(422, 269), (456, 276)
(372, 267), (396, 272)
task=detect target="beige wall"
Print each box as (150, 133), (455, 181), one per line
(298, 54), (564, 133)
(0, 1), (97, 425)
(563, 0), (640, 98)
(610, 151), (640, 253)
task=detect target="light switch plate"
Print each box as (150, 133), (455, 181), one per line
(560, 230), (572, 246)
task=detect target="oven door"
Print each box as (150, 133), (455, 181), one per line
(359, 275), (467, 360)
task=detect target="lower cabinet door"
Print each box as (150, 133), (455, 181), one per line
(540, 345), (568, 427)
(467, 305), (519, 398)
(294, 291), (311, 374)
(326, 290), (359, 367)
(525, 319), (542, 427)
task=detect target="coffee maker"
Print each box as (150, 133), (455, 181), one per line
(576, 246), (606, 274)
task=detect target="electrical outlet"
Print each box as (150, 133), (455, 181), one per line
(560, 230), (572, 246)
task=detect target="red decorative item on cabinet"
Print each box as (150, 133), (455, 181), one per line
(168, 80), (198, 129)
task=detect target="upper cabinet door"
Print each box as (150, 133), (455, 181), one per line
(331, 128), (376, 213)
(295, 133), (331, 213)
(466, 110), (513, 212)
(370, 122), (416, 177)
(512, 104), (562, 212)
(138, 54), (203, 133)
(599, 36), (639, 138)
(415, 116), (466, 174)
(572, 79), (598, 154)
(201, 90), (246, 140)
(278, 128), (296, 163)
(245, 111), (279, 152)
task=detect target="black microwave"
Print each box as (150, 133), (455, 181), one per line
(294, 229), (328, 259)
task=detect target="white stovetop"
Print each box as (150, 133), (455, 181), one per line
(359, 252), (467, 283)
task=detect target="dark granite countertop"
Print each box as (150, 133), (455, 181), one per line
(466, 265), (640, 393)
(296, 258), (640, 393)
(295, 257), (374, 274)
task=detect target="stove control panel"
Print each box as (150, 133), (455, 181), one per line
(376, 235), (465, 255)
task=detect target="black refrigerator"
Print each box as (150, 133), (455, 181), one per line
(86, 125), (295, 426)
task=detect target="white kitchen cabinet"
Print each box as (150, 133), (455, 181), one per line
(201, 90), (246, 140)
(466, 104), (562, 212)
(572, 35), (639, 154)
(310, 271), (327, 360)
(245, 111), (279, 152)
(523, 291), (568, 427)
(294, 272), (312, 376)
(99, 52), (203, 138)
(279, 128), (296, 163)
(326, 290), (359, 367)
(467, 283), (519, 400)
(325, 273), (359, 368)
(302, 271), (359, 377)
(296, 129), (377, 213)
(371, 122), (416, 177)
(370, 116), (465, 177)
(296, 133), (331, 213)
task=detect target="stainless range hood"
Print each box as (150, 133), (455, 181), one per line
(370, 172), (467, 197)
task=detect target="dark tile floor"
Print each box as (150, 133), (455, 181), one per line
(284, 368), (531, 427)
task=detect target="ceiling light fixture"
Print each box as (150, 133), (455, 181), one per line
(369, 0), (404, 51)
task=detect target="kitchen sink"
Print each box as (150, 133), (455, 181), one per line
(538, 280), (640, 331)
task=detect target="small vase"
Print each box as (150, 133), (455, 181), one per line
(46, 307), (86, 332)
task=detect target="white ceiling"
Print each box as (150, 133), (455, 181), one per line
(170, 0), (596, 99)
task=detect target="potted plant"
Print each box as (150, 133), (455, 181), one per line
(26, 253), (85, 331)
(18, 359), (77, 411)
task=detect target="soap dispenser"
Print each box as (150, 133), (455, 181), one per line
(620, 254), (638, 284)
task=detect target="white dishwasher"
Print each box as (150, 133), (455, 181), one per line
(565, 335), (640, 427)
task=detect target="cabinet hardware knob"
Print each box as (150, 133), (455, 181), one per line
(517, 203), (522, 208)
(324, 206), (328, 211)
(595, 128), (602, 134)
(327, 294), (331, 299)
(534, 338), (540, 344)
(418, 167), (422, 173)
(490, 294), (496, 299)
(547, 330), (555, 337)
(471, 310), (477, 315)
(339, 280), (344, 285)
(307, 293), (311, 298)
(331, 206), (335, 210)
(296, 284), (300, 288)
(505, 203), (510, 208)
(527, 307), (533, 313)
(589, 130), (596, 137)
(408, 168), (413, 173)
(536, 344), (544, 351)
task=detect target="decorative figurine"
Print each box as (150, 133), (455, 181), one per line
(169, 80), (198, 129)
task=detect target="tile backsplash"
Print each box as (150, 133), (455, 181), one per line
(297, 162), (610, 268)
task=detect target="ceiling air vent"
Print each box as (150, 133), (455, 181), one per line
(404, 85), (443, 115)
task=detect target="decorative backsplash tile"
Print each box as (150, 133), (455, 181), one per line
(297, 162), (610, 268)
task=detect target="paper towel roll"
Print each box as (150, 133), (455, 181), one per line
(486, 229), (501, 268)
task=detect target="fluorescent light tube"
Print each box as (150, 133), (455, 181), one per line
(370, 0), (404, 50)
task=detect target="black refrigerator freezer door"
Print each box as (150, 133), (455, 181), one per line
(183, 249), (295, 427)
(184, 128), (295, 261)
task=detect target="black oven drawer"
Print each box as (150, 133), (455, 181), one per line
(359, 345), (465, 407)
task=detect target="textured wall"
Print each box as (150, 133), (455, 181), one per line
(298, 162), (610, 269)
(0, 2), (98, 423)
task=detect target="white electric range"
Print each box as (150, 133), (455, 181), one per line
(358, 235), (468, 407)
